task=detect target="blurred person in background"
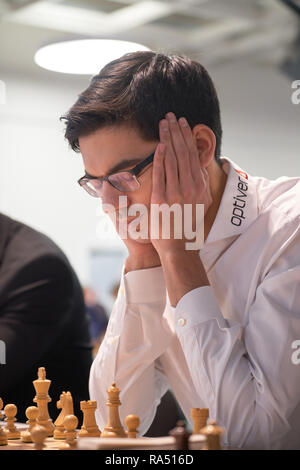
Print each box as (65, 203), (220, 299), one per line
(0, 213), (93, 423)
(111, 282), (120, 300)
(83, 286), (108, 356)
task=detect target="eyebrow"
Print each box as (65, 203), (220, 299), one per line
(85, 158), (143, 178)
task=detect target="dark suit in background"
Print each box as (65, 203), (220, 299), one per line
(0, 213), (93, 424)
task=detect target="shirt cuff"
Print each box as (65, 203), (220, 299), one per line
(172, 285), (227, 333)
(123, 264), (166, 304)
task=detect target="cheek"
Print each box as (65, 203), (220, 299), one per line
(129, 172), (153, 208)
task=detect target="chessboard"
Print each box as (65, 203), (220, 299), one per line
(0, 366), (226, 451)
(0, 423), (64, 450)
(0, 423), (207, 451)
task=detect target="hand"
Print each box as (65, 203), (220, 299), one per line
(150, 112), (213, 258)
(123, 237), (161, 274)
(105, 207), (161, 274)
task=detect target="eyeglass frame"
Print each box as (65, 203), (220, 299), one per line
(78, 151), (155, 196)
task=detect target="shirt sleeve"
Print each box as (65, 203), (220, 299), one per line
(89, 265), (175, 435)
(171, 220), (300, 450)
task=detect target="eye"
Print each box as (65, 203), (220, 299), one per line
(88, 179), (103, 190)
(109, 172), (140, 191)
(122, 172), (134, 181)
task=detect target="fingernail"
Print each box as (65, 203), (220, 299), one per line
(166, 112), (176, 122)
(179, 117), (188, 127)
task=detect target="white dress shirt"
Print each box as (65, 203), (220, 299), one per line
(89, 156), (300, 450)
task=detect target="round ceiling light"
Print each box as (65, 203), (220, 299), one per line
(34, 39), (150, 75)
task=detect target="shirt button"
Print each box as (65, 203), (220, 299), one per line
(178, 318), (186, 327)
(119, 286), (125, 295)
(108, 336), (117, 345)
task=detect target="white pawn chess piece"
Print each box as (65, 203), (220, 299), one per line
(125, 414), (140, 438)
(4, 404), (21, 439)
(0, 398), (8, 446)
(21, 406), (39, 443)
(59, 415), (78, 450)
(31, 424), (48, 450)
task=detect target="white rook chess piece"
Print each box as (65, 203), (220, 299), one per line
(79, 400), (100, 437)
(33, 367), (55, 437)
(190, 408), (209, 434)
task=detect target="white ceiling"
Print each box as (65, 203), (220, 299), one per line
(0, 0), (298, 77)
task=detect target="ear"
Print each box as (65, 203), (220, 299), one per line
(192, 124), (216, 169)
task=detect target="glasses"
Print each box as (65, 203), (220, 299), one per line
(78, 151), (155, 198)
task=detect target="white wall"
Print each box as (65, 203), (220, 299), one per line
(0, 60), (299, 287)
(0, 72), (126, 289)
(212, 60), (300, 177)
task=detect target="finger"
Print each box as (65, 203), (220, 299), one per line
(159, 119), (179, 191)
(166, 113), (191, 187)
(178, 117), (202, 183)
(152, 143), (166, 202)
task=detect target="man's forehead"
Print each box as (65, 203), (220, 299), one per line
(79, 127), (157, 177)
(79, 141), (138, 176)
(79, 123), (142, 146)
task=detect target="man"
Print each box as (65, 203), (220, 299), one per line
(0, 213), (93, 422)
(61, 51), (300, 449)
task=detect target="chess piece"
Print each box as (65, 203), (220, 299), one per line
(54, 391), (74, 439)
(33, 367), (55, 436)
(200, 420), (224, 450)
(31, 424), (48, 450)
(3, 404), (21, 439)
(125, 414), (140, 438)
(0, 398), (8, 446)
(21, 406), (39, 443)
(59, 415), (78, 450)
(0, 397), (4, 420)
(101, 383), (126, 438)
(190, 408), (209, 434)
(79, 400), (101, 437)
(169, 420), (190, 450)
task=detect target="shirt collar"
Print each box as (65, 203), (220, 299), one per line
(204, 156), (259, 246)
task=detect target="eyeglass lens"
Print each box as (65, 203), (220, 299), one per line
(84, 172), (140, 196)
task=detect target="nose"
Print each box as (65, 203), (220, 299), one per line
(100, 181), (119, 211)
(100, 181), (128, 216)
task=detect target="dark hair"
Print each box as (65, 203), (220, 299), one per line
(61, 51), (222, 166)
